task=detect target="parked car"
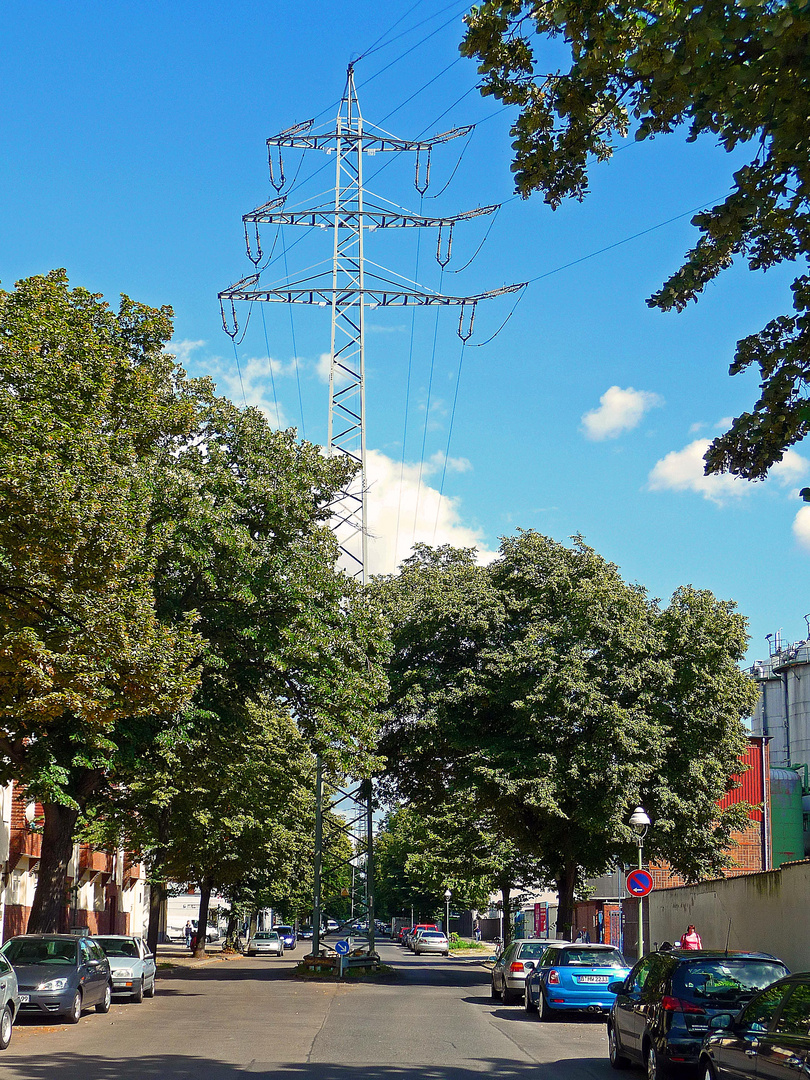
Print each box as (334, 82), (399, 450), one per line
(299, 927), (314, 940)
(92, 935), (156, 1003)
(607, 949), (789, 1076)
(407, 924), (439, 951)
(492, 939), (568, 1005)
(2, 934), (112, 1023)
(0, 951), (20, 1049)
(397, 927), (412, 945)
(699, 972), (810, 1080)
(413, 930), (450, 957)
(525, 942), (631, 1019)
(244, 931), (284, 957)
(275, 926), (296, 950)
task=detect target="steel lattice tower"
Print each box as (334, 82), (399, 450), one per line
(219, 63), (521, 962)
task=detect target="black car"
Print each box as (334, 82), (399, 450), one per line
(607, 949), (789, 1079)
(700, 973), (810, 1080)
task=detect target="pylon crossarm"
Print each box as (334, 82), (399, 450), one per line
(242, 202), (499, 229)
(266, 124), (473, 151)
(219, 281), (525, 306)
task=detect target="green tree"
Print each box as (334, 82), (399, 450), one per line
(375, 534), (756, 934)
(461, 1), (810, 480)
(0, 270), (201, 932)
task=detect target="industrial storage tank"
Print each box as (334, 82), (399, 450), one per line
(770, 768), (804, 866)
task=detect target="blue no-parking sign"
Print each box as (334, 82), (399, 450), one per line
(626, 869), (653, 897)
(335, 939), (350, 955)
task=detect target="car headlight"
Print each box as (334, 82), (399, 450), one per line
(116, 968), (135, 978)
(37, 978), (68, 991)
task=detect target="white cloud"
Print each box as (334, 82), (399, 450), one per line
(168, 339), (206, 366)
(316, 351), (354, 388)
(362, 449), (495, 575)
(770, 449), (810, 487)
(581, 386), (663, 440)
(427, 451), (472, 475)
(648, 439), (751, 503)
(204, 353), (291, 429)
(793, 506), (810, 551)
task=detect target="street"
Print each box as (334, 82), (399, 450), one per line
(0, 941), (614, 1079)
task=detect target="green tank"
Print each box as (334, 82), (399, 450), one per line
(770, 768), (804, 867)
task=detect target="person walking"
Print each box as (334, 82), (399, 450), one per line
(679, 925), (702, 950)
(473, 919), (481, 942)
(184, 921), (193, 948)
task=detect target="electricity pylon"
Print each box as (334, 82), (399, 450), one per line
(219, 63), (521, 963)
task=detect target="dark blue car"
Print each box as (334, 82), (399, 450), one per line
(275, 926), (296, 950)
(525, 942), (631, 1019)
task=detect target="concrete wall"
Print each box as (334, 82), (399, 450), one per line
(649, 859), (810, 973)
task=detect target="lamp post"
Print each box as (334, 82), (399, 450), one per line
(444, 889), (451, 936)
(629, 806), (651, 961)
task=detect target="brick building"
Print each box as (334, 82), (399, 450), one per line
(0, 782), (148, 942)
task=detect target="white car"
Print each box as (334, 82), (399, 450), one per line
(244, 931), (283, 957)
(413, 930), (450, 956)
(92, 935), (156, 1003)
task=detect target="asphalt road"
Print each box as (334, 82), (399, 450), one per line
(0, 941), (617, 1080)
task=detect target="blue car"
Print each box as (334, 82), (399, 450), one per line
(525, 942), (630, 1020)
(275, 926), (296, 950)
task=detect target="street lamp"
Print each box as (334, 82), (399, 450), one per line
(629, 806), (651, 961)
(444, 889), (452, 936)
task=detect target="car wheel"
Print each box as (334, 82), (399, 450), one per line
(502, 985), (518, 1006)
(145, 976), (156, 999)
(608, 1023), (630, 1069)
(132, 978), (144, 1004)
(0, 1004), (12, 1050)
(701, 1059), (717, 1080)
(96, 982), (112, 1014)
(65, 990), (82, 1024)
(646, 1043), (668, 1080)
(490, 977), (499, 1000)
(524, 983), (537, 1013)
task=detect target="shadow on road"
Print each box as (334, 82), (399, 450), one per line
(0, 1054), (613, 1079)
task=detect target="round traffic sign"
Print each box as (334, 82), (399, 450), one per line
(335, 939), (350, 955)
(626, 869), (653, 897)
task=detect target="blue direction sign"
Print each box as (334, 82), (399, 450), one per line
(626, 869), (653, 897)
(335, 939), (350, 955)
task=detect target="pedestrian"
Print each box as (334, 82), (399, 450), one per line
(473, 919), (481, 942)
(184, 921), (193, 948)
(575, 928), (585, 943)
(679, 924), (702, 950)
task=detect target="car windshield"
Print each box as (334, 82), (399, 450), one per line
(276, 927), (293, 934)
(558, 948), (627, 967)
(674, 960), (788, 1004)
(3, 938), (78, 965)
(95, 938), (139, 958)
(253, 932), (278, 940)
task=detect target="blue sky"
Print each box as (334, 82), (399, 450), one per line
(2, 0), (806, 662)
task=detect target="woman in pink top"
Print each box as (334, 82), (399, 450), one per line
(680, 925), (702, 949)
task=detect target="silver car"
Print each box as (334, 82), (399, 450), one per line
(0, 951), (19, 1049)
(245, 931), (283, 957)
(413, 930), (450, 956)
(92, 935), (156, 1002)
(491, 939), (569, 1005)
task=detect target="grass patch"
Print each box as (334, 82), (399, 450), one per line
(449, 938), (490, 951)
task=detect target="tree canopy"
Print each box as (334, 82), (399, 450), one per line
(461, 0), (810, 480)
(375, 533), (757, 933)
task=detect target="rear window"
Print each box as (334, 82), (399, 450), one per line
(517, 943), (548, 959)
(421, 932), (446, 940)
(558, 948), (627, 967)
(253, 932), (279, 940)
(673, 959), (788, 1004)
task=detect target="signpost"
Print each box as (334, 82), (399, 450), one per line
(625, 869), (653, 897)
(335, 938), (349, 979)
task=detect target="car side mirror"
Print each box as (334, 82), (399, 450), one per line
(709, 1013), (735, 1031)
(523, 960), (535, 971)
(608, 980), (626, 995)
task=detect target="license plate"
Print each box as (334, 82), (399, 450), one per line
(579, 975), (608, 983)
(19, 994), (29, 1003)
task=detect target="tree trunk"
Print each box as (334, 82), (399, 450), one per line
(27, 802), (80, 933)
(146, 880), (165, 957)
(555, 861), (578, 942)
(498, 878), (513, 947)
(193, 876), (214, 958)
